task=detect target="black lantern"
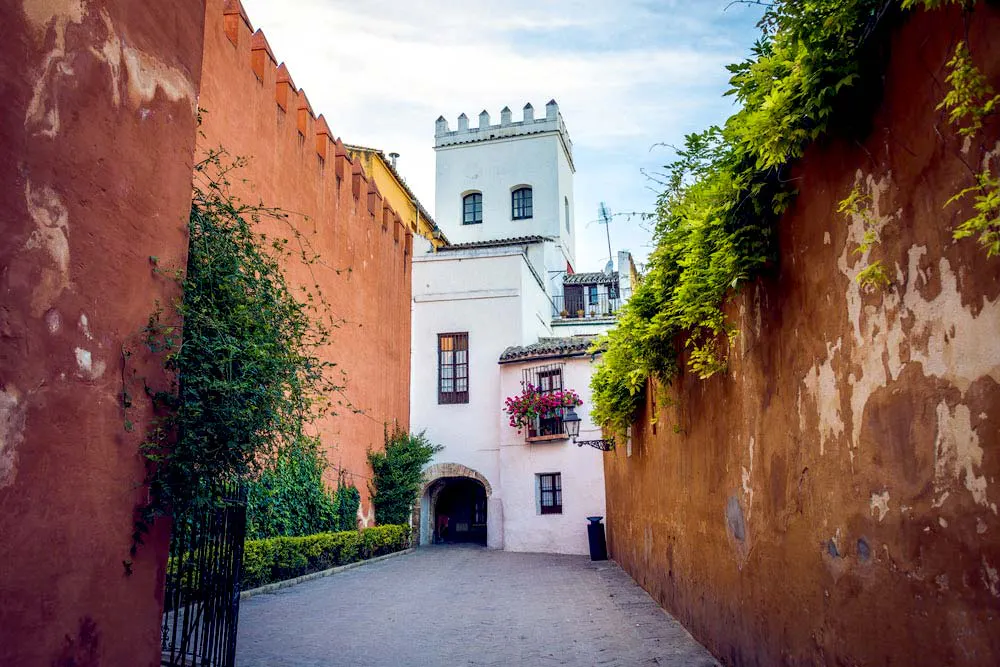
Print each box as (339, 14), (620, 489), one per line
(561, 405), (614, 451)
(562, 405), (582, 439)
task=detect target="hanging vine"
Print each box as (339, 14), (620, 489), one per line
(590, 0), (997, 434)
(128, 150), (344, 554)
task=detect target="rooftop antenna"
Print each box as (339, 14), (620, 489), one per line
(598, 201), (614, 272)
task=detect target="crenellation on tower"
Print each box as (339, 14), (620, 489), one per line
(434, 101), (573, 162)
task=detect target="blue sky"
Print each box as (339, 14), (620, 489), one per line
(238, 0), (765, 271)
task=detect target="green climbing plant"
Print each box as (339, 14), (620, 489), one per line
(591, 0), (997, 433)
(129, 149), (342, 553)
(246, 435), (338, 540)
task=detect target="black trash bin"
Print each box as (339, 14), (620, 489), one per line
(587, 516), (608, 561)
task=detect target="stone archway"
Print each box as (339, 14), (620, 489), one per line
(413, 463), (496, 547)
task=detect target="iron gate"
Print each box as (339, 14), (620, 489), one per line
(161, 482), (247, 667)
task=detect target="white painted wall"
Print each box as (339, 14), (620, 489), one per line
(434, 103), (575, 269)
(498, 356), (607, 554)
(411, 244), (555, 549)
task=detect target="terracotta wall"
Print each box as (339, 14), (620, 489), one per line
(197, 0), (413, 522)
(604, 7), (1000, 666)
(0, 1), (204, 665)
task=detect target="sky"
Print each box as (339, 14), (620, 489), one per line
(238, 0), (765, 271)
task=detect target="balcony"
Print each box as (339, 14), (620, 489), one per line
(552, 294), (621, 320)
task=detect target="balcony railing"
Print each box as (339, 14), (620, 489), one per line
(552, 294), (621, 320)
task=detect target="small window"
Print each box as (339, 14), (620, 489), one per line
(512, 187), (533, 220)
(588, 285), (599, 305)
(539, 473), (562, 514)
(463, 193), (482, 225)
(564, 197), (570, 231)
(438, 333), (469, 404)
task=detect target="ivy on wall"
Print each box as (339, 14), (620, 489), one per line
(129, 150), (343, 552)
(591, 0), (997, 433)
(246, 436), (361, 539)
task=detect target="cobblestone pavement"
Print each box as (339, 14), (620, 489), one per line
(236, 545), (720, 666)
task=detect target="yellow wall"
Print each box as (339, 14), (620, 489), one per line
(348, 150), (445, 249)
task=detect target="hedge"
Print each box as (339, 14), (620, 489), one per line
(241, 524), (410, 589)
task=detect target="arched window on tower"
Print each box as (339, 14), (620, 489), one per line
(463, 192), (482, 225)
(512, 186), (533, 220)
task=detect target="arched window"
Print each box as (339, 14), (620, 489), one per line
(463, 193), (482, 225)
(564, 197), (570, 231)
(512, 187), (533, 220)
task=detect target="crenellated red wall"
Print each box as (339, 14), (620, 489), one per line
(0, 1), (205, 665)
(197, 0), (414, 521)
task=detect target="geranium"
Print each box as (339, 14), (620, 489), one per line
(503, 383), (583, 432)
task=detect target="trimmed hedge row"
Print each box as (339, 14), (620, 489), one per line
(242, 524), (410, 589)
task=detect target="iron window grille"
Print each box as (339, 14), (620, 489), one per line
(539, 473), (562, 514)
(438, 332), (469, 404)
(522, 362), (565, 437)
(463, 193), (482, 225)
(588, 285), (599, 306)
(512, 187), (533, 220)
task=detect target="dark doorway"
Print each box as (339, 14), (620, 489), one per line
(434, 478), (487, 545)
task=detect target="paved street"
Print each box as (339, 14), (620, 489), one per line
(236, 545), (719, 666)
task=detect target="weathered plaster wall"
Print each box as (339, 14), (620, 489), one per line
(0, 1), (204, 665)
(603, 7), (1000, 666)
(197, 0), (414, 522)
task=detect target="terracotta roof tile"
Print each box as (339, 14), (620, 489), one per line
(564, 271), (618, 285)
(499, 335), (603, 363)
(436, 235), (554, 251)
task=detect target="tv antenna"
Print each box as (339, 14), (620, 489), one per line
(598, 201), (614, 270)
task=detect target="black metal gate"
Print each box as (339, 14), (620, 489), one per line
(161, 482), (247, 667)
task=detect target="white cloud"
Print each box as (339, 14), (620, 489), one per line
(237, 0), (761, 269)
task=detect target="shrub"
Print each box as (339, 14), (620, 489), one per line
(368, 430), (441, 525)
(240, 524), (410, 589)
(246, 435), (339, 540)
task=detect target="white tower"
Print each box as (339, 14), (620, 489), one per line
(434, 100), (576, 273)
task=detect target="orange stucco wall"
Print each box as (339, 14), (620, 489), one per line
(0, 1), (205, 665)
(196, 0), (413, 521)
(603, 6), (1000, 666)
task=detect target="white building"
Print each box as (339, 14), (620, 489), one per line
(410, 102), (633, 555)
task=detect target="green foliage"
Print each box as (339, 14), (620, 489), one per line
(838, 184), (892, 291)
(241, 525), (410, 589)
(368, 429), (442, 525)
(949, 167), (1000, 257)
(332, 475), (361, 532)
(592, 0), (895, 431)
(937, 40), (1000, 258)
(132, 151), (340, 548)
(246, 435), (338, 540)
(938, 42), (1000, 137)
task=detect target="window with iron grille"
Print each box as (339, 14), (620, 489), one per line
(588, 285), (599, 305)
(538, 473), (562, 514)
(438, 333), (469, 404)
(512, 187), (533, 220)
(463, 193), (482, 225)
(523, 363), (565, 436)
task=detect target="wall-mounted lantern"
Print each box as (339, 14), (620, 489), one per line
(561, 406), (615, 451)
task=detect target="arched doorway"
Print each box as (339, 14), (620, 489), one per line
(430, 477), (487, 545)
(416, 463), (495, 547)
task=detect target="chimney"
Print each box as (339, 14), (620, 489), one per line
(388, 152), (399, 169)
